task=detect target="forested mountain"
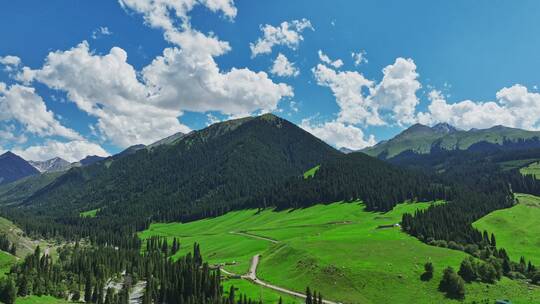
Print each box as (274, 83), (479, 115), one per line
(0, 171), (64, 205)
(247, 152), (444, 212)
(363, 123), (540, 159)
(29, 157), (71, 173)
(0, 152), (39, 185)
(5, 114), (340, 241)
(73, 155), (106, 167)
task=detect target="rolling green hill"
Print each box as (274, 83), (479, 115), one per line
(474, 193), (540, 265)
(363, 123), (540, 159)
(140, 201), (539, 304)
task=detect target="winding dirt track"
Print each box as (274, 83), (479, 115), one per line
(239, 254), (339, 304)
(223, 231), (340, 304)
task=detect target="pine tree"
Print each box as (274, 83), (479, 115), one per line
(458, 258), (477, 282)
(305, 287), (312, 304)
(421, 262), (434, 281)
(84, 276), (93, 302)
(490, 233), (496, 248)
(439, 267), (465, 299)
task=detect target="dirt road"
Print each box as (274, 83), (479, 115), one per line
(239, 254), (339, 304)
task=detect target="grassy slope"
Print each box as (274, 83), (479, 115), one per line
(16, 295), (72, 303)
(520, 161), (540, 179)
(141, 202), (539, 304)
(0, 251), (16, 277)
(223, 279), (301, 303)
(0, 172), (62, 205)
(365, 126), (540, 159)
(79, 208), (99, 218)
(303, 165), (320, 179)
(0, 217), (39, 258)
(474, 193), (540, 265)
(498, 159), (540, 171)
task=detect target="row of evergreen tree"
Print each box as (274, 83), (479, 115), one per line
(0, 242), (264, 304)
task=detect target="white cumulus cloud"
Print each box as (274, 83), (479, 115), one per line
(0, 83), (81, 140)
(13, 140), (109, 162)
(370, 57), (421, 126)
(19, 42), (188, 148)
(300, 119), (376, 150)
(312, 64), (379, 125)
(250, 19), (313, 57)
(418, 85), (540, 130)
(313, 57), (421, 127)
(270, 53), (299, 77)
(92, 26), (113, 39)
(19, 0), (293, 148)
(318, 50), (343, 68)
(0, 55), (21, 67)
(351, 50), (367, 66)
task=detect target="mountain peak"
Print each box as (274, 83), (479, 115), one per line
(395, 123), (433, 138)
(0, 151), (39, 185)
(431, 122), (458, 134)
(1, 151), (17, 158)
(29, 157), (71, 173)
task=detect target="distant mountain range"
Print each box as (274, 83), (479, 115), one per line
(0, 152), (107, 185)
(362, 123), (540, 159)
(0, 152), (40, 185)
(29, 157), (71, 173)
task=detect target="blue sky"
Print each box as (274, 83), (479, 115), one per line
(2, 0), (540, 161)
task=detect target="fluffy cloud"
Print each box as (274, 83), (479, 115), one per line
(370, 58), (421, 125)
(13, 140), (109, 162)
(142, 46), (293, 114)
(20, 42), (188, 148)
(351, 50), (367, 66)
(0, 55), (22, 73)
(313, 57), (421, 127)
(312, 64), (379, 125)
(270, 53), (299, 77)
(418, 85), (540, 130)
(20, 2), (293, 148)
(0, 55), (21, 67)
(0, 83), (81, 140)
(250, 19), (313, 57)
(300, 119), (376, 150)
(119, 0), (236, 46)
(318, 50), (343, 68)
(119, 0), (237, 27)
(92, 26), (112, 39)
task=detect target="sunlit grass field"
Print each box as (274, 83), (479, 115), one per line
(474, 193), (540, 265)
(141, 201), (540, 303)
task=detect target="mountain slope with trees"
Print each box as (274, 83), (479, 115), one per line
(363, 123), (540, 159)
(3, 114), (341, 243)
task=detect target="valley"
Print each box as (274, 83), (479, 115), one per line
(140, 201), (540, 304)
(0, 115), (540, 303)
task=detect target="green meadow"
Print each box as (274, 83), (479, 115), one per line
(520, 161), (540, 179)
(141, 201), (540, 304)
(303, 165), (320, 179)
(16, 295), (72, 303)
(0, 251), (16, 278)
(474, 193), (540, 265)
(79, 208), (99, 218)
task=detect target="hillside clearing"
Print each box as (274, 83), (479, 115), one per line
(141, 201), (540, 303)
(474, 193), (540, 265)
